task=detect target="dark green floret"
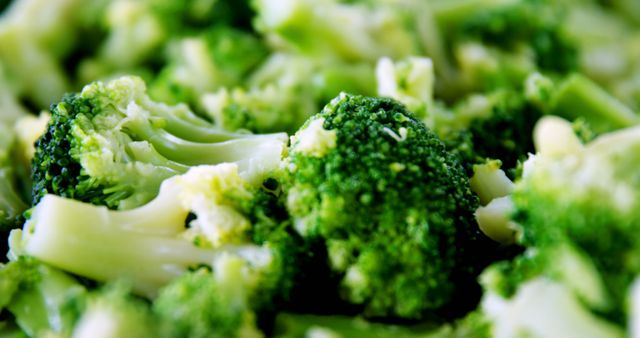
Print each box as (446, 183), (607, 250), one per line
(284, 93), (492, 319)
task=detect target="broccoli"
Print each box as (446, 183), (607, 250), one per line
(273, 313), (440, 338)
(283, 93), (493, 319)
(526, 72), (639, 134)
(0, 123), (28, 261)
(149, 25), (269, 111)
(19, 164), (288, 297)
(71, 282), (156, 338)
(0, 257), (87, 338)
(430, 89), (543, 177)
(31, 76), (287, 209)
(153, 263), (265, 338)
(11, 163), (315, 337)
(414, 0), (577, 99)
(251, 0), (418, 62)
(0, 0), (86, 108)
(508, 115), (640, 322)
(201, 53), (377, 134)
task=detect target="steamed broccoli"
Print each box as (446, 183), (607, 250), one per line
(251, 0), (418, 62)
(153, 263), (265, 338)
(31, 76), (287, 209)
(0, 124), (28, 261)
(11, 163), (313, 337)
(71, 282), (156, 338)
(201, 53), (376, 134)
(415, 0), (577, 98)
(149, 26), (269, 110)
(0, 257), (87, 338)
(507, 116), (640, 322)
(283, 93), (493, 319)
(18, 164), (288, 297)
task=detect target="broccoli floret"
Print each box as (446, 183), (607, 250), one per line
(0, 0), (86, 109)
(284, 93), (492, 319)
(0, 124), (28, 261)
(18, 164), (292, 300)
(479, 275), (625, 338)
(455, 0), (577, 74)
(202, 53), (376, 134)
(31, 76), (287, 209)
(435, 89), (543, 177)
(0, 257), (87, 338)
(251, 0), (418, 62)
(149, 26), (269, 110)
(417, 0), (577, 98)
(376, 56), (436, 120)
(153, 263), (265, 338)
(71, 282), (156, 338)
(510, 115), (640, 322)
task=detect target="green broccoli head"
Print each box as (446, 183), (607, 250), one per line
(284, 93), (490, 319)
(31, 76), (287, 209)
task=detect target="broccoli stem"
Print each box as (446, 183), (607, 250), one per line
(123, 117), (288, 174)
(19, 187), (270, 297)
(154, 107), (266, 143)
(21, 193), (214, 296)
(550, 74), (639, 133)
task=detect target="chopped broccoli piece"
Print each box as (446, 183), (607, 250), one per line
(31, 76), (287, 209)
(284, 93), (493, 319)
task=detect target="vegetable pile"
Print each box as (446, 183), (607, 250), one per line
(1, 0), (640, 337)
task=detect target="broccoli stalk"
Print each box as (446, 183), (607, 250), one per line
(31, 76), (287, 209)
(19, 163), (278, 297)
(533, 73), (640, 134)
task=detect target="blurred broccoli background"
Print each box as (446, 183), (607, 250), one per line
(1, 0), (640, 337)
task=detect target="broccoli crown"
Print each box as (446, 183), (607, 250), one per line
(31, 76), (287, 209)
(455, 0), (578, 74)
(285, 93), (488, 319)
